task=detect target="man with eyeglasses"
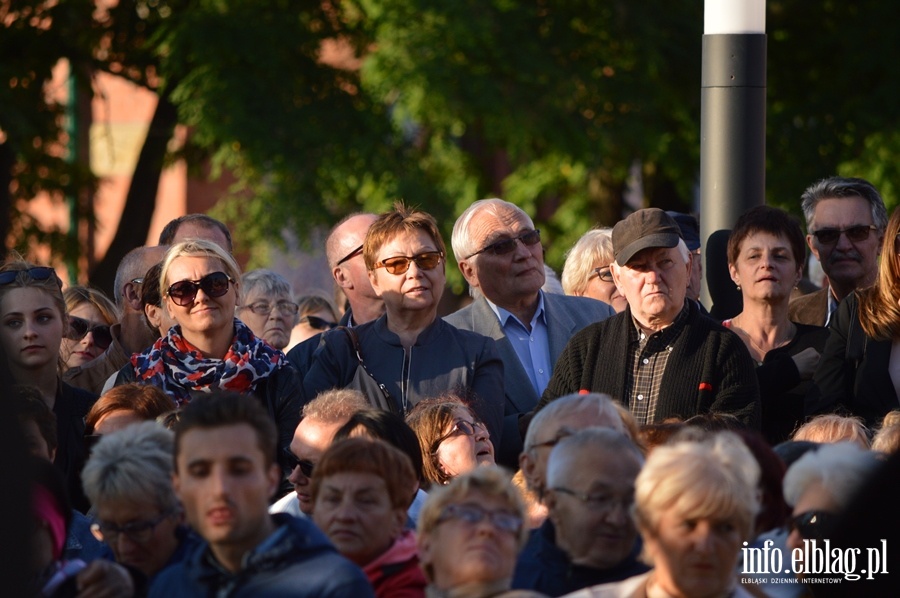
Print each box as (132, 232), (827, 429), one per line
(151, 392), (372, 597)
(445, 198), (615, 466)
(63, 245), (167, 395)
(789, 176), (887, 327)
(514, 428), (648, 596)
(287, 213), (384, 377)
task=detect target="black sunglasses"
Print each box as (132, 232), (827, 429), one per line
(374, 251), (443, 275)
(166, 272), (235, 306)
(66, 316), (113, 350)
(788, 510), (837, 540)
(466, 229), (541, 259)
(282, 447), (315, 478)
(810, 225), (876, 245)
(0, 266), (61, 287)
(299, 315), (336, 331)
(336, 244), (364, 266)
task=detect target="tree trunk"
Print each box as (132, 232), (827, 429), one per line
(0, 141), (15, 254)
(89, 92), (177, 295)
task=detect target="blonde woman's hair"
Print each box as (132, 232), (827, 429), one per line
(633, 431), (760, 557)
(561, 228), (614, 296)
(858, 206), (900, 340)
(792, 414), (871, 449)
(64, 286), (120, 326)
(159, 239), (242, 303)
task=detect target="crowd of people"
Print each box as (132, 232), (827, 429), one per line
(4, 177), (900, 596)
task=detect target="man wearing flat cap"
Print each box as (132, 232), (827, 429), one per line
(535, 208), (760, 427)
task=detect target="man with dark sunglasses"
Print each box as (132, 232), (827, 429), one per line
(64, 245), (167, 395)
(790, 176), (887, 327)
(445, 198), (615, 467)
(286, 213), (384, 378)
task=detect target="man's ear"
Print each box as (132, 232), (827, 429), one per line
(266, 463), (281, 500)
(519, 451), (537, 492)
(123, 282), (143, 311)
(333, 266), (352, 290)
(806, 235), (821, 261)
(610, 264), (625, 295)
(458, 259), (479, 288)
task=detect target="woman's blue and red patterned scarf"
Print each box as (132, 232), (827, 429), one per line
(131, 318), (284, 406)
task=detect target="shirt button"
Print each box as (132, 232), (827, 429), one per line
(637, 394), (644, 401)
(642, 358), (649, 365)
(538, 369), (544, 374)
(667, 346), (673, 352)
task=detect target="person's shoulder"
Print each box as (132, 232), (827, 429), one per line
(545, 293), (614, 319)
(443, 298), (483, 329)
(59, 382), (98, 413)
(563, 571), (651, 598)
(148, 561), (192, 597)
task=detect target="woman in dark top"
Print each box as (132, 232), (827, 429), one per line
(0, 260), (97, 511)
(724, 206), (829, 443)
(811, 206), (900, 426)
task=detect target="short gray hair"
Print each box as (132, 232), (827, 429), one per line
(113, 246), (162, 308)
(547, 427), (643, 488)
(783, 442), (880, 509)
(525, 392), (624, 452)
(240, 269), (295, 304)
(302, 388), (369, 423)
(451, 198), (534, 264)
(561, 228), (614, 296)
(81, 421), (178, 512)
(800, 176), (888, 231)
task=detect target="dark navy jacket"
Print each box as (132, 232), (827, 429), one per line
(149, 514), (373, 597)
(511, 519), (648, 596)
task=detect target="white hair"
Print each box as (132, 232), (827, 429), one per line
(450, 198), (534, 263)
(546, 427), (643, 488)
(782, 442), (880, 509)
(525, 392), (623, 452)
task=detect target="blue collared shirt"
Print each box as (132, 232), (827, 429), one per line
(486, 291), (552, 395)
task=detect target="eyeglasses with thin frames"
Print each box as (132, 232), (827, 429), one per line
(436, 503), (522, 534)
(90, 510), (175, 544)
(549, 486), (633, 513)
(166, 271), (235, 306)
(431, 419), (487, 452)
(337, 244), (364, 266)
(466, 229), (541, 259)
(374, 251), (443, 275)
(239, 300), (300, 317)
(810, 225), (876, 245)
(591, 267), (614, 283)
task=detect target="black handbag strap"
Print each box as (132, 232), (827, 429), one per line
(339, 326), (396, 409)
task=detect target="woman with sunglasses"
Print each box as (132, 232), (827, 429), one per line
(288, 292), (339, 349)
(407, 395), (495, 489)
(0, 260), (98, 512)
(60, 286), (119, 372)
(724, 206), (829, 444)
(811, 206), (900, 429)
(237, 269), (300, 351)
(303, 203), (504, 444)
(560, 228), (627, 313)
(115, 240), (302, 486)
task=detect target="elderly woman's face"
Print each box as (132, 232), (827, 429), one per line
(164, 256), (237, 341)
(728, 231), (800, 305)
(93, 496), (179, 578)
(420, 489), (522, 590)
(368, 229), (445, 318)
(312, 471), (407, 567)
(643, 506), (745, 598)
(786, 479), (840, 562)
(582, 261), (627, 313)
(238, 288), (297, 350)
(435, 407), (495, 479)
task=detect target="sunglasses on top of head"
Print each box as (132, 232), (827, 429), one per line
(66, 316), (113, 350)
(0, 266), (62, 287)
(166, 271), (235, 306)
(466, 229), (541, 259)
(374, 251), (443, 275)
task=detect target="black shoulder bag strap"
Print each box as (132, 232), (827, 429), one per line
(338, 326), (399, 414)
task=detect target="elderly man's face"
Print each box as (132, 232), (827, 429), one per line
(547, 446), (641, 569)
(520, 406), (624, 499)
(612, 246), (690, 330)
(458, 206), (545, 309)
(806, 196), (882, 292)
(786, 479), (841, 561)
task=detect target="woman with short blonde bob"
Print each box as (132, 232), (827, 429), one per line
(569, 431), (760, 598)
(791, 414), (870, 448)
(416, 466), (544, 598)
(560, 229), (626, 313)
(116, 240), (302, 478)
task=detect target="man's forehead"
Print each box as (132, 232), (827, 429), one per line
(178, 424), (264, 462)
(471, 206), (533, 241)
(812, 196), (873, 226)
(623, 245), (676, 265)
